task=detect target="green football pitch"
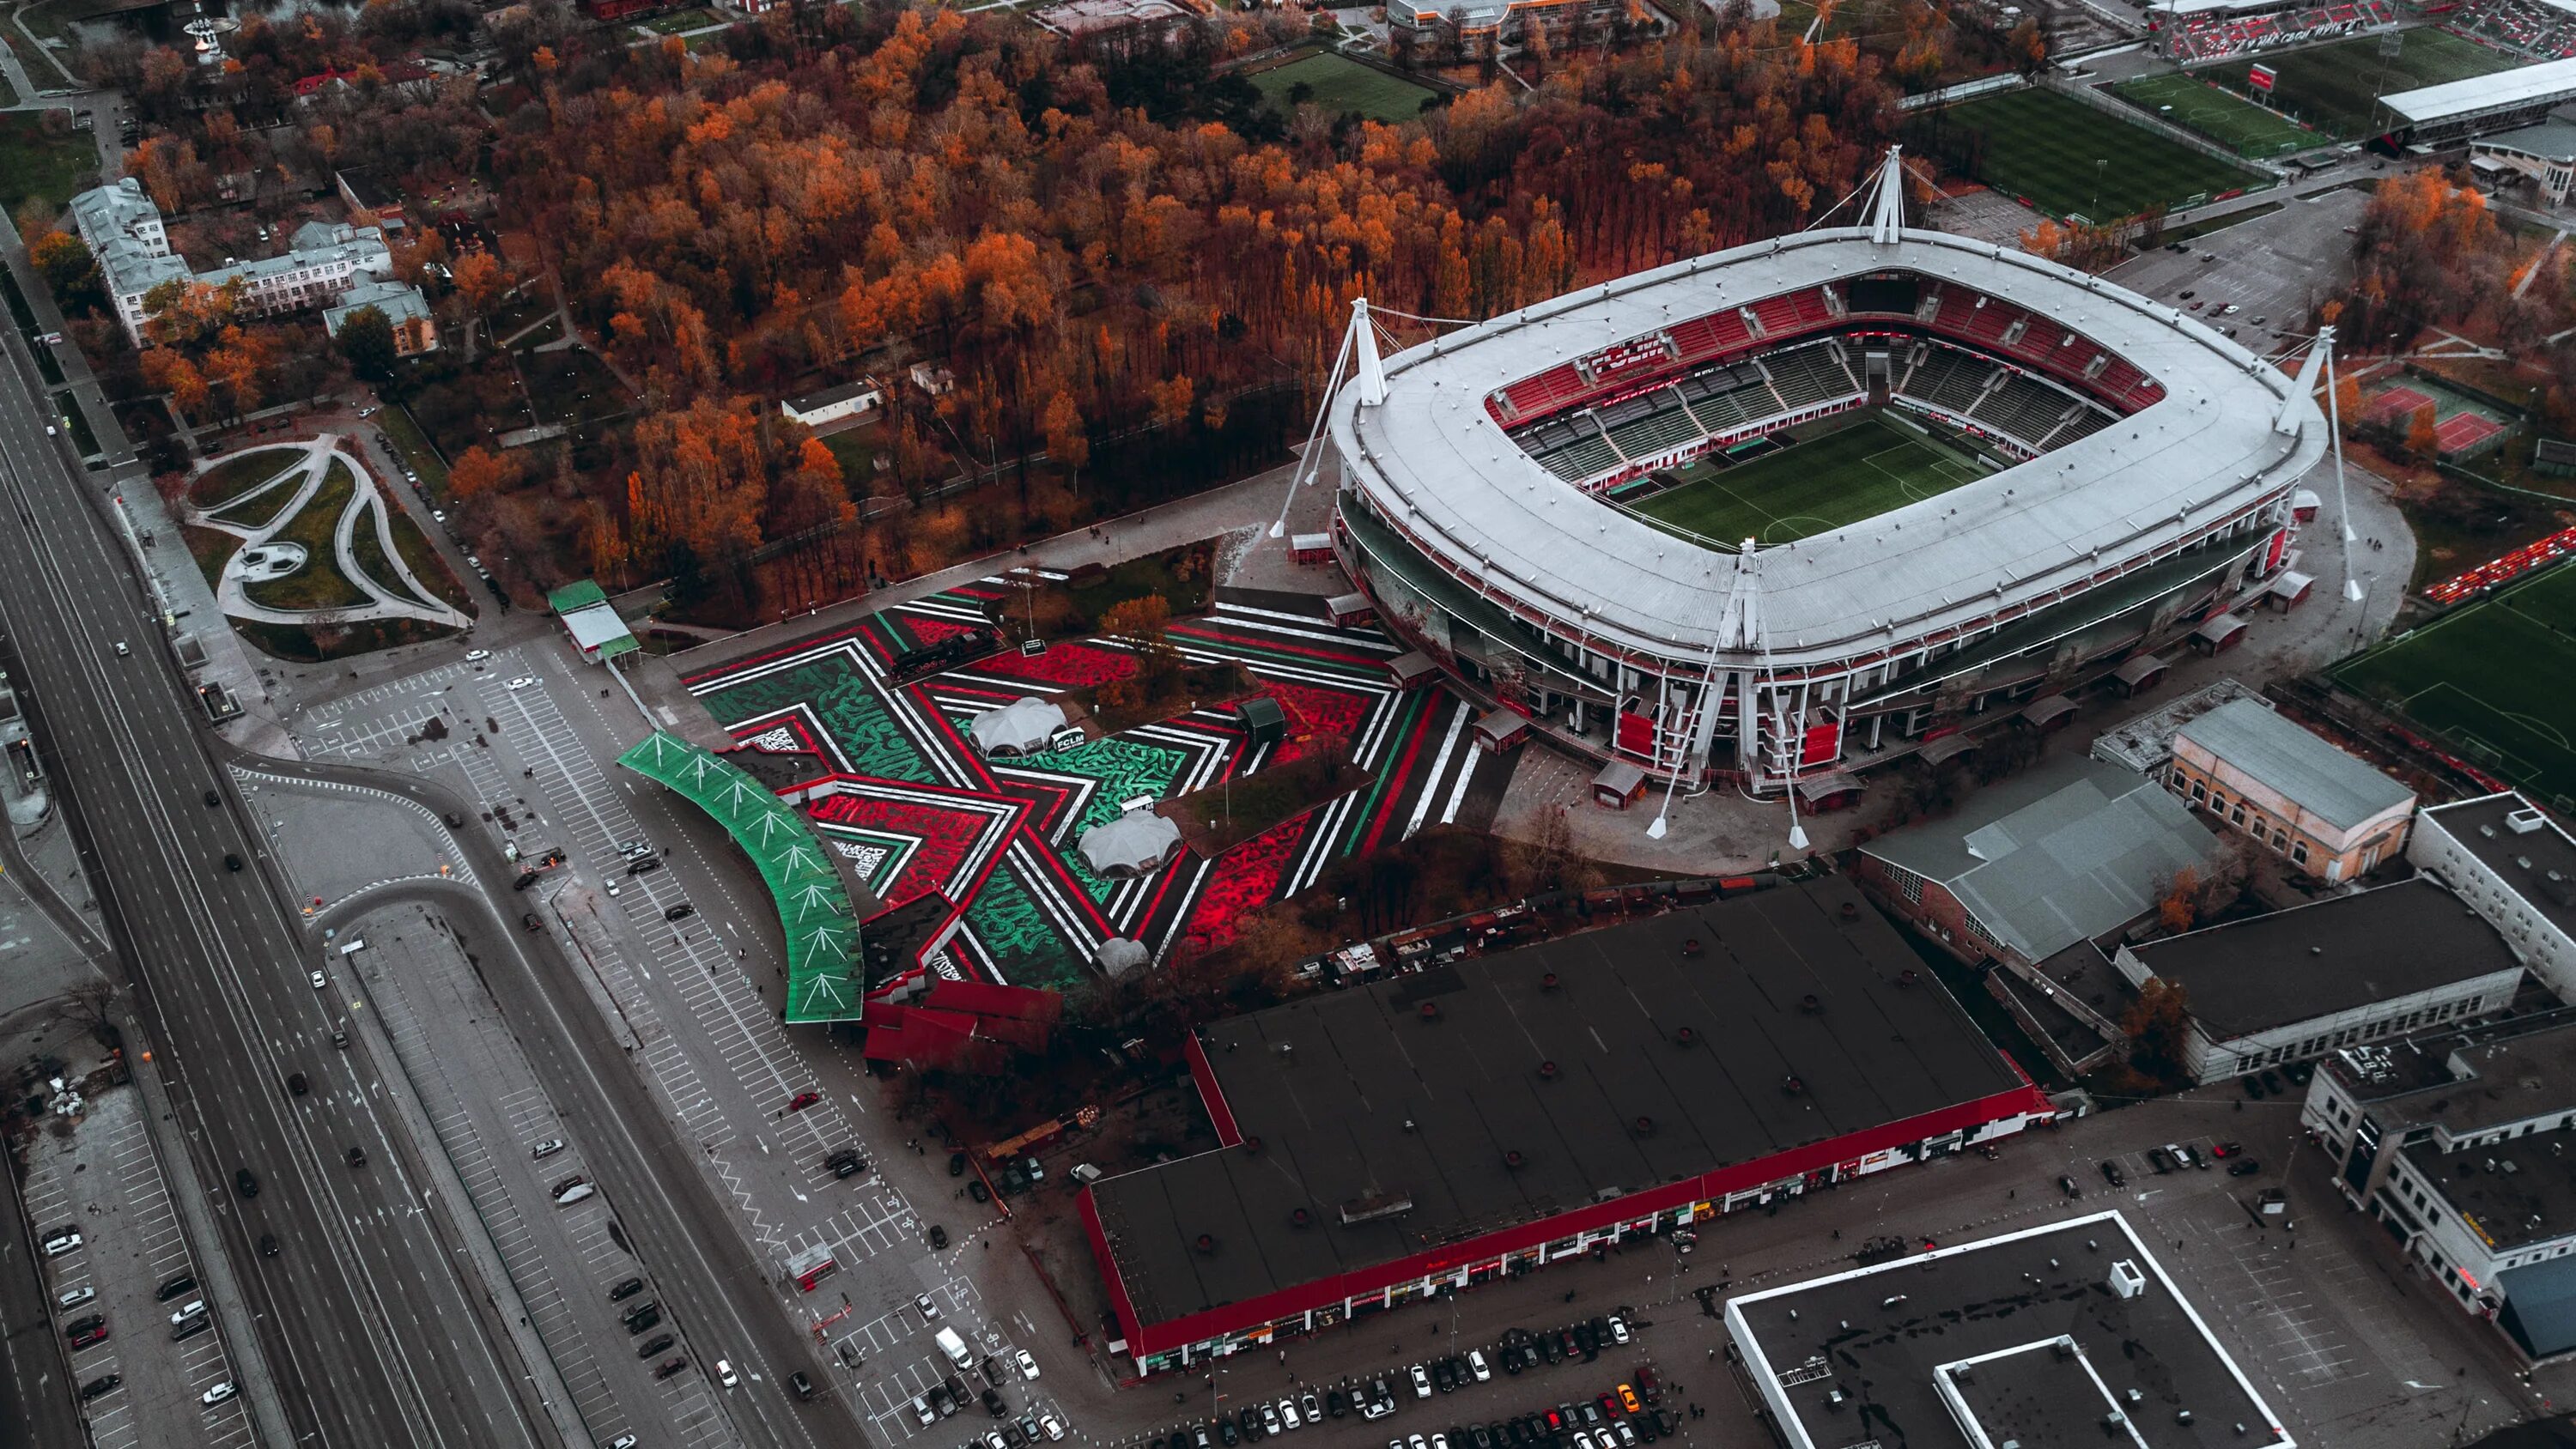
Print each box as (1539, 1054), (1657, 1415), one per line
(2107, 73), (2324, 157)
(2334, 563), (2576, 809)
(1625, 415), (1985, 550)
(1937, 87), (2270, 221)
(2192, 28), (2518, 139)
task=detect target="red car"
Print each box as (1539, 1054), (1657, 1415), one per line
(787, 1091), (822, 1113)
(2212, 1142), (2242, 1159)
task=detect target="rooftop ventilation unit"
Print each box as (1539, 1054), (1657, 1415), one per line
(2509, 807), (2549, 834)
(2107, 1260), (2147, 1300)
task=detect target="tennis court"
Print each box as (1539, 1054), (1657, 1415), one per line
(2106, 73), (2323, 156)
(2193, 27), (2518, 138)
(2334, 562), (2576, 807)
(1935, 88), (2270, 220)
(1627, 414), (1985, 549)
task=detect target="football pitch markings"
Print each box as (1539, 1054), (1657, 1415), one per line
(2335, 563), (2576, 808)
(1631, 415), (1984, 549)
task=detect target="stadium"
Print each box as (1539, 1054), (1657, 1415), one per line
(1321, 149), (2331, 798)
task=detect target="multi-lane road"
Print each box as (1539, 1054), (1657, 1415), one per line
(0, 299), (552, 1442)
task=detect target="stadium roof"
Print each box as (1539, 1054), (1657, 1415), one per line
(1862, 755), (2221, 961)
(617, 731), (864, 1021)
(2172, 697), (2414, 831)
(2381, 56), (2576, 127)
(2479, 119), (2576, 161)
(1084, 876), (2043, 1353)
(1332, 227), (2324, 670)
(1726, 1212), (2292, 1449)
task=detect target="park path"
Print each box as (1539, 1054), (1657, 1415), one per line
(181, 436), (471, 630)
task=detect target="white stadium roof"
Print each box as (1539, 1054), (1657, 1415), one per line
(1330, 227), (2324, 672)
(2381, 56), (2576, 127)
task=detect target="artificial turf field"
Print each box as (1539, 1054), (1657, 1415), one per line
(2106, 72), (2324, 157)
(2333, 562), (2576, 809)
(2192, 27), (2519, 138)
(1938, 88), (2270, 220)
(1249, 53), (1440, 122)
(1625, 414), (1984, 549)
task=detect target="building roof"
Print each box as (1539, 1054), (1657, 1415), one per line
(969, 697), (1066, 755)
(547, 579), (609, 613)
(2322, 1009), (2576, 1137)
(1726, 1212), (2290, 1449)
(2130, 879), (2522, 1040)
(322, 278), (432, 336)
(1330, 228), (2323, 670)
(2172, 696), (2413, 830)
(69, 179), (161, 246)
(1863, 755), (2221, 961)
(2421, 792), (2576, 945)
(561, 601), (636, 658)
(2091, 676), (2263, 773)
(1084, 876), (2041, 1349)
(94, 237), (189, 302)
(2383, 57), (2576, 128)
(1078, 811), (1182, 876)
(2403, 1125), (2576, 1253)
(783, 378), (882, 415)
(1030, 0), (1189, 35)
(2477, 119), (2576, 162)
(197, 223), (391, 292)
(2499, 1253), (2576, 1359)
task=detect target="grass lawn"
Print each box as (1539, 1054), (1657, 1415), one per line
(387, 506), (476, 616)
(2106, 73), (2322, 157)
(821, 430), (881, 487)
(1626, 414), (1984, 549)
(183, 524), (240, 594)
(234, 615), (458, 663)
(1249, 53), (1439, 122)
(2192, 27), (2516, 138)
(1936, 88), (2269, 221)
(190, 447), (306, 510)
(0, 113), (97, 221)
(1163, 748), (1371, 858)
(241, 459), (368, 611)
(2335, 563), (2576, 809)
(520, 349), (631, 433)
(637, 5), (723, 29)
(348, 499), (432, 609)
(379, 404), (450, 496)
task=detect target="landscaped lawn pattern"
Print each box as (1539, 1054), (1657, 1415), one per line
(349, 498), (433, 609)
(2106, 73), (2322, 156)
(242, 459), (368, 611)
(700, 655), (939, 781)
(191, 448), (307, 510)
(0, 113), (98, 221)
(2334, 563), (2576, 809)
(1630, 414), (1984, 549)
(1938, 88), (2269, 220)
(2191, 27), (2517, 138)
(1249, 53), (1439, 122)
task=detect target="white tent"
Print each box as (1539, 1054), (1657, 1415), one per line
(969, 697), (1067, 758)
(1078, 811), (1182, 878)
(1095, 937), (1151, 979)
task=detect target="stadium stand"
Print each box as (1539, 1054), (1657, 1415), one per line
(2159, 0), (2395, 60)
(1971, 370), (2089, 449)
(1761, 343), (1861, 413)
(2449, 0), (2576, 59)
(1903, 346), (1996, 415)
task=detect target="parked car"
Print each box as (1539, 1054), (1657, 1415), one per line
(2100, 1160), (2126, 1188)
(2058, 1175), (2082, 1198)
(2228, 1159), (2263, 1177)
(610, 1277), (645, 1301)
(636, 1334), (674, 1360)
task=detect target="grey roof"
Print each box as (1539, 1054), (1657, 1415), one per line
(968, 697), (1065, 755)
(2477, 119), (2576, 162)
(1727, 1213), (2288, 1449)
(1078, 812), (1182, 876)
(2404, 1125), (2576, 1253)
(783, 378), (881, 414)
(2131, 879), (2523, 1040)
(2172, 697), (2413, 831)
(1087, 877), (2032, 1342)
(1864, 755), (2222, 961)
(2421, 792), (2576, 945)
(2089, 676), (2262, 773)
(2323, 1009), (2576, 1136)
(69, 179), (161, 246)
(199, 223), (391, 291)
(1331, 228), (2324, 670)
(323, 278), (431, 335)
(95, 237), (188, 300)
(2383, 57), (2576, 126)
(2500, 1252), (2576, 1358)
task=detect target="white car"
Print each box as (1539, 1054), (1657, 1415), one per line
(554, 1181), (595, 1205)
(112, 640), (127, 657)
(309, 969), (327, 989)
(716, 1358), (738, 1387)
(1410, 1364), (1431, 1398)
(1040, 1414), (1065, 1441)
(1278, 1398), (1300, 1429)
(1606, 1314), (1630, 1345)
(1467, 1349), (1490, 1382)
(464, 649), (489, 663)
(1014, 1349), (1039, 1380)
(531, 1137), (565, 1160)
(505, 676), (536, 690)
(914, 1292), (940, 1320)
(357, 405), (378, 418)
(57, 1284), (95, 1309)
(910, 1395), (934, 1427)
(202, 1382), (238, 1406)
(42, 1231), (81, 1257)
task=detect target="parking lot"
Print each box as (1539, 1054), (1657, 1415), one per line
(21, 1085), (252, 1449)
(2105, 183), (2371, 357)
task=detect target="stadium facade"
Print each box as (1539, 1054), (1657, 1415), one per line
(1322, 150), (2331, 797)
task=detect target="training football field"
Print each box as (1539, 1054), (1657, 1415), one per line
(2108, 73), (2323, 157)
(1936, 88), (2270, 220)
(2192, 28), (2518, 138)
(1627, 415), (1985, 550)
(2334, 562), (2576, 809)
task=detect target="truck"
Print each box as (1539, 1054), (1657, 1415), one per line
(935, 1326), (972, 1369)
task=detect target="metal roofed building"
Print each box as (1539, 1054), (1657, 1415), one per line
(2470, 119), (2576, 205)
(2379, 57), (2576, 143)
(1326, 149), (2327, 796)
(1078, 875), (2053, 1373)
(2165, 696), (2415, 881)
(2414, 792), (2576, 999)
(1726, 1211), (2292, 1449)
(1854, 754), (2223, 966)
(2114, 878), (2524, 1083)
(2089, 676), (2263, 773)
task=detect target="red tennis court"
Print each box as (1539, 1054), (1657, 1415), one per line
(2435, 412), (2504, 455)
(2366, 385), (2433, 423)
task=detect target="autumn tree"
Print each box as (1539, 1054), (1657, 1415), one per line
(1042, 391), (1089, 488)
(448, 445), (511, 501)
(2406, 403), (2439, 458)
(1101, 593), (1179, 683)
(29, 232), (98, 304)
(2120, 978), (2194, 1087)
(2156, 866), (2201, 935)
(335, 304), (400, 383)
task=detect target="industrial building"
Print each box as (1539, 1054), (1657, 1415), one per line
(1078, 875), (2055, 1374)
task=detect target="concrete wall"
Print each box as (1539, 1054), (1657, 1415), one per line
(2412, 809), (2576, 1002)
